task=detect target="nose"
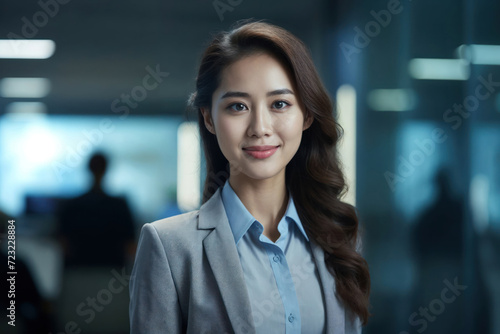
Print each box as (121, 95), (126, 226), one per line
(247, 103), (273, 138)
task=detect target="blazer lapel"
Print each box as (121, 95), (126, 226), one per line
(199, 188), (256, 334)
(310, 240), (345, 334)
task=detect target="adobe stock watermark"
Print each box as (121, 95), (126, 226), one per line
(385, 73), (500, 191)
(110, 65), (170, 119)
(51, 64), (169, 181)
(339, 0), (405, 64)
(399, 277), (467, 334)
(49, 267), (130, 334)
(212, 0), (243, 22)
(7, 0), (73, 51)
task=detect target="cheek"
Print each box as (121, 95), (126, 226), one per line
(214, 117), (243, 148)
(275, 114), (304, 140)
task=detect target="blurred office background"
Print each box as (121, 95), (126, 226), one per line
(0, 0), (499, 333)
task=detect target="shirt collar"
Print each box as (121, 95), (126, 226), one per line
(220, 179), (309, 244)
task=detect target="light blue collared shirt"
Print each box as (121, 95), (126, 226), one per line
(220, 180), (325, 334)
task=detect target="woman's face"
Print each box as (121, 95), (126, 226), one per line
(201, 52), (312, 184)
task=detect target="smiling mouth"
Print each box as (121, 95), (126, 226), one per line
(243, 145), (279, 152)
(242, 145), (280, 159)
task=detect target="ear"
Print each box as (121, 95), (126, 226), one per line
(303, 111), (313, 131)
(201, 107), (216, 134)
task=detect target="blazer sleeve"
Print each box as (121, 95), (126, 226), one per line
(129, 223), (183, 333)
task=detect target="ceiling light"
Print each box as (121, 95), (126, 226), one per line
(0, 39), (55, 59)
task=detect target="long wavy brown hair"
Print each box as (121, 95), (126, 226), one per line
(189, 20), (370, 325)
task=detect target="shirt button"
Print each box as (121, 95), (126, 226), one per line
(273, 255), (280, 263)
(288, 313), (295, 323)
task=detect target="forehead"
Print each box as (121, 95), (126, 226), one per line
(217, 52), (294, 91)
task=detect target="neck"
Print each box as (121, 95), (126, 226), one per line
(229, 171), (288, 240)
(91, 177), (103, 192)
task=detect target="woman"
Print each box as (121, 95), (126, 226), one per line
(129, 20), (370, 334)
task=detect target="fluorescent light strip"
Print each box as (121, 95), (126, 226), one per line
(368, 89), (416, 112)
(5, 101), (47, 114)
(457, 44), (500, 65)
(177, 122), (201, 212)
(0, 78), (51, 98)
(409, 58), (470, 80)
(336, 84), (356, 206)
(0, 39), (56, 59)
(470, 174), (489, 234)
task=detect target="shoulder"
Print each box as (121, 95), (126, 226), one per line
(138, 210), (206, 251)
(148, 210), (199, 235)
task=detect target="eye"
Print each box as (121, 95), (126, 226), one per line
(227, 102), (248, 112)
(272, 100), (291, 110)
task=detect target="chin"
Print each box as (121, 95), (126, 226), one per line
(237, 167), (285, 181)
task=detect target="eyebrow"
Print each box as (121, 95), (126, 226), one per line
(220, 88), (294, 99)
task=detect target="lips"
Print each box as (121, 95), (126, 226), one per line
(242, 145), (279, 151)
(242, 145), (279, 159)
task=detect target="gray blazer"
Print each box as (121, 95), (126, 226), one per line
(129, 187), (361, 334)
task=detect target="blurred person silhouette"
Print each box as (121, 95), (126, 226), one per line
(410, 167), (489, 334)
(410, 168), (464, 334)
(0, 210), (53, 333)
(413, 168), (463, 259)
(57, 152), (136, 268)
